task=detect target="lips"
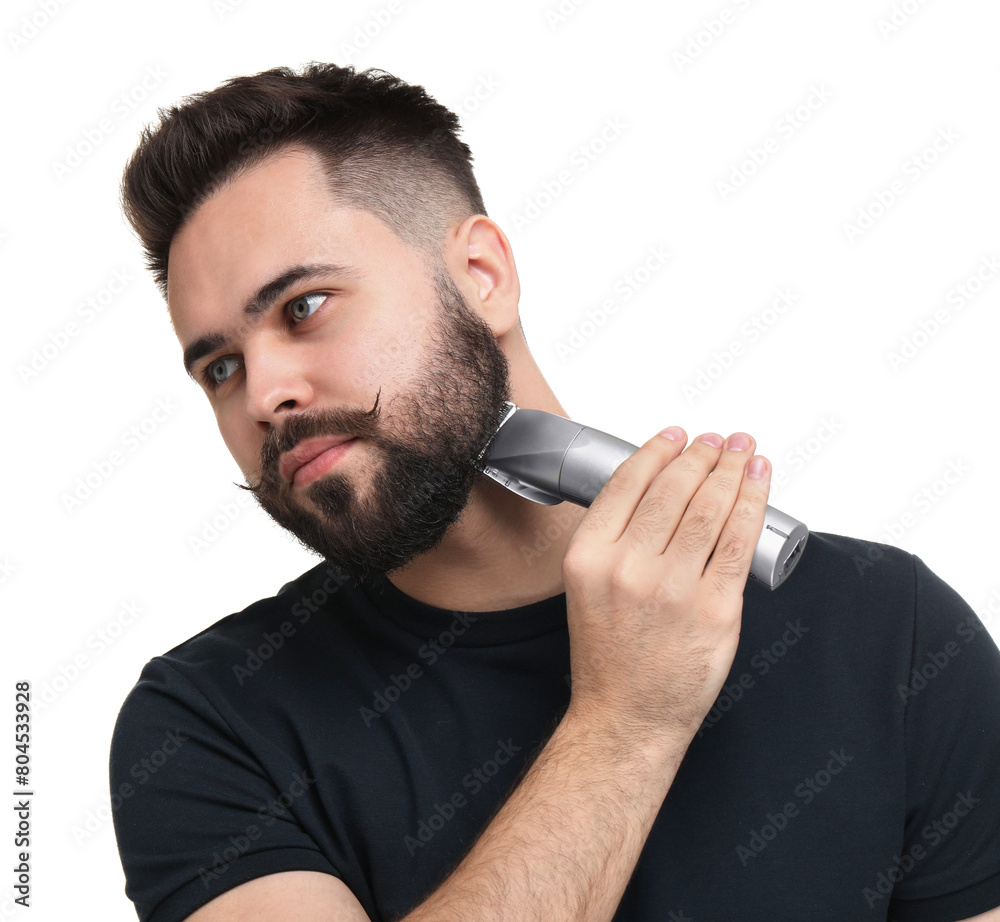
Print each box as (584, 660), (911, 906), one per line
(279, 436), (355, 485)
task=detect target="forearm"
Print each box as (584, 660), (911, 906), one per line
(399, 706), (688, 922)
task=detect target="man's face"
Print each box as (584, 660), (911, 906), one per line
(167, 148), (511, 584)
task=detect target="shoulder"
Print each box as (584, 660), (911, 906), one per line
(788, 529), (974, 607)
(106, 562), (359, 922)
(112, 561), (357, 735)
(749, 529), (987, 654)
(767, 529), (918, 604)
(763, 530), (994, 670)
(164, 560), (353, 671)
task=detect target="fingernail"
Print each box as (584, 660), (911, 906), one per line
(748, 456), (768, 480)
(698, 433), (724, 448)
(659, 426), (685, 440)
(727, 433), (750, 451)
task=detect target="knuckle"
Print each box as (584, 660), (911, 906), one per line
(652, 576), (686, 609)
(708, 541), (749, 592)
(676, 458), (702, 478)
(714, 535), (748, 574)
(676, 511), (715, 554)
(608, 558), (637, 594)
(628, 519), (658, 547)
(729, 497), (759, 522)
(708, 472), (738, 494)
(686, 500), (719, 527)
(699, 590), (740, 629)
(562, 541), (594, 577)
(711, 560), (745, 596)
(631, 496), (670, 536)
(711, 575), (731, 598)
(714, 567), (745, 595)
(654, 483), (680, 508)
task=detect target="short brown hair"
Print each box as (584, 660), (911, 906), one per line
(119, 62), (489, 299)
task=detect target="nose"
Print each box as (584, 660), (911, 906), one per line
(242, 336), (314, 431)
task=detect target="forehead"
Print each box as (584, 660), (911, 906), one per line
(166, 147), (414, 341)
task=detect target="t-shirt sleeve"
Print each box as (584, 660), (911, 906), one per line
(109, 657), (340, 922)
(887, 554), (1000, 921)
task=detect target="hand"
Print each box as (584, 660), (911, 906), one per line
(561, 429), (770, 746)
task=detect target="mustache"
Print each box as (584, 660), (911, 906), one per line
(236, 389), (383, 495)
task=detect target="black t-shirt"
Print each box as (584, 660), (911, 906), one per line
(109, 532), (1000, 921)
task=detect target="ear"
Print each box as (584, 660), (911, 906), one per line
(442, 215), (521, 338)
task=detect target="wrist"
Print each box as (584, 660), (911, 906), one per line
(561, 697), (694, 776)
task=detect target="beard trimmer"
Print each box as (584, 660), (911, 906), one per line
(474, 402), (808, 590)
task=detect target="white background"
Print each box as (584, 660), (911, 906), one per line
(2, 0), (999, 917)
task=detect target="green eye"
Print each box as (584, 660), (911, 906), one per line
(288, 292), (325, 322)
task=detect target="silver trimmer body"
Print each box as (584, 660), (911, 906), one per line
(474, 403), (808, 591)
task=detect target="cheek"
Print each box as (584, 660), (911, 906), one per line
(352, 313), (426, 392)
(215, 410), (263, 476)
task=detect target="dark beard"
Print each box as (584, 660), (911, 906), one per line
(237, 269), (512, 586)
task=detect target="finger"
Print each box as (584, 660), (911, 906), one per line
(700, 452), (771, 597)
(571, 426), (690, 544)
(658, 432), (756, 565)
(621, 432), (732, 556)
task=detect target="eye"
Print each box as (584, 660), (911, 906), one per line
(288, 292), (326, 322)
(206, 356), (241, 388)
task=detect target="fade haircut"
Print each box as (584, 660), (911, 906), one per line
(119, 62), (489, 301)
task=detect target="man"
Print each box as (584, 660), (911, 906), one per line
(110, 62), (1000, 921)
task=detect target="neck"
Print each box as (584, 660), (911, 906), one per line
(386, 476), (588, 612)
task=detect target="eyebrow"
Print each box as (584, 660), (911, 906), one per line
(182, 262), (360, 379)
